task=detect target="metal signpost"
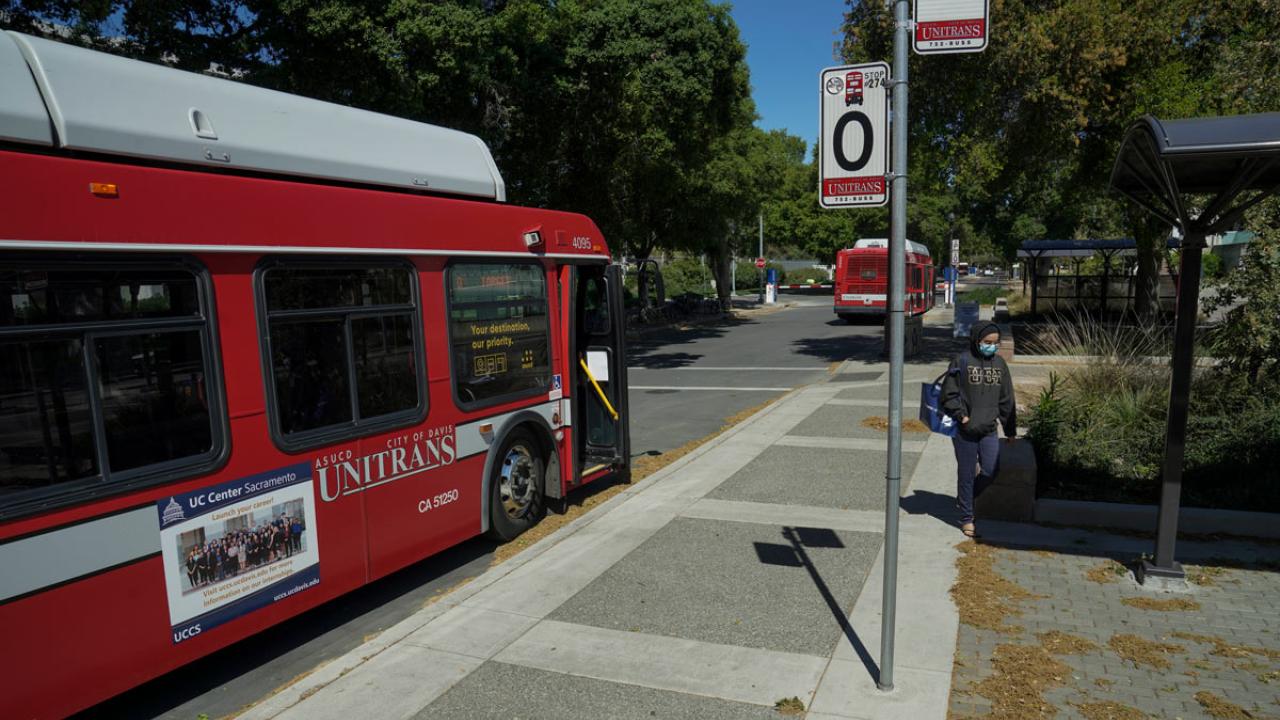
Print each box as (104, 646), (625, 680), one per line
(949, 237), (960, 306)
(818, 0), (990, 694)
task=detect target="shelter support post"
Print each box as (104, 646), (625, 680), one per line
(1140, 228), (1203, 584)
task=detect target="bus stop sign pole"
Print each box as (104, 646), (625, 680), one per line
(878, 0), (910, 692)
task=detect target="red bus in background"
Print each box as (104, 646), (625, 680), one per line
(0, 32), (636, 719)
(833, 238), (936, 321)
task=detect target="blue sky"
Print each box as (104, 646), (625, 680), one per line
(729, 1), (849, 155)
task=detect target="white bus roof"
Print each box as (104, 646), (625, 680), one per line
(851, 238), (931, 257)
(0, 32), (506, 201)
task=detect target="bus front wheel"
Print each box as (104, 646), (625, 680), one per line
(488, 430), (546, 541)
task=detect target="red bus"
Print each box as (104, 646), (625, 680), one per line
(833, 238), (936, 321)
(0, 33), (637, 719)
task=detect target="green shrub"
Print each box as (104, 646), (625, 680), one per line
(1028, 364), (1280, 511)
(659, 257), (713, 297)
(784, 267), (826, 285)
(958, 286), (1010, 305)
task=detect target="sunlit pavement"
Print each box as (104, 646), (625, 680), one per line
(237, 315), (970, 720)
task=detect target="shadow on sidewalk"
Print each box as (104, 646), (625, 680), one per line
(753, 527), (881, 684)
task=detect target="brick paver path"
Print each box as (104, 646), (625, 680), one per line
(949, 545), (1280, 719)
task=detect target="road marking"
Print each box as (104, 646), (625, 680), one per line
(628, 366), (825, 371)
(630, 385), (793, 392)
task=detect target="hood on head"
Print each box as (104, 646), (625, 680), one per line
(970, 321), (1001, 354)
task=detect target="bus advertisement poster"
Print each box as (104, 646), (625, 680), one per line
(156, 463), (321, 644)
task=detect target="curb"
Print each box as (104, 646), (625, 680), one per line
(1033, 498), (1280, 540)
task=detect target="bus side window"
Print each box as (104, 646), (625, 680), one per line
(446, 262), (551, 407)
(259, 262), (424, 448)
(0, 259), (222, 516)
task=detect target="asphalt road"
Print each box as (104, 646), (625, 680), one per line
(77, 292), (887, 720)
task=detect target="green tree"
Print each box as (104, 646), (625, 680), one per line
(1205, 228), (1280, 383)
(840, 0), (1280, 316)
(2, 0), (755, 262)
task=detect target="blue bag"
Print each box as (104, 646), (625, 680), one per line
(919, 355), (966, 437)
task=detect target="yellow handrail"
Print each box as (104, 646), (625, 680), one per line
(578, 356), (619, 421)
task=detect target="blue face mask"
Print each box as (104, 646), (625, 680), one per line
(978, 342), (999, 357)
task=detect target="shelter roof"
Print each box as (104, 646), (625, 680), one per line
(1110, 113), (1280, 233)
(1016, 238), (1178, 258)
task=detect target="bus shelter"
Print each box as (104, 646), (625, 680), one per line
(1110, 112), (1280, 584)
(1016, 238), (1180, 316)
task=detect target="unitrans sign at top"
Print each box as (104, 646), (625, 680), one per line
(917, 19), (985, 41)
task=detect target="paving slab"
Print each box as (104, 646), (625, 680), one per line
(548, 517), (881, 656)
(707, 445), (918, 511)
(491, 620), (828, 708)
(418, 661), (782, 720)
(789, 403), (932, 440)
(273, 643), (482, 720)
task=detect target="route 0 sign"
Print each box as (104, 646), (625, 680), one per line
(913, 0), (990, 54)
(819, 62), (890, 209)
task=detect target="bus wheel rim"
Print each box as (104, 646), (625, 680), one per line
(499, 445), (536, 519)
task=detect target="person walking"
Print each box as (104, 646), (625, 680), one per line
(940, 321), (1016, 538)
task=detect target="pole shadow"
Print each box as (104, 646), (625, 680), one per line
(752, 526), (881, 684)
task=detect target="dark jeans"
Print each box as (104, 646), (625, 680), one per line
(952, 431), (999, 524)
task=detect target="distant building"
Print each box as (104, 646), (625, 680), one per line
(1207, 231), (1254, 271)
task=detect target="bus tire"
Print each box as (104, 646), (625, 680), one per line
(487, 429), (546, 541)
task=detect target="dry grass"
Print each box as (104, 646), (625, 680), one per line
(1194, 690), (1257, 719)
(421, 576), (473, 609)
(1085, 560), (1128, 584)
(860, 415), (931, 433)
(1108, 633), (1185, 669)
(774, 696), (806, 715)
(1071, 700), (1149, 720)
(951, 541), (1039, 634)
(1188, 565), (1230, 587)
(971, 643), (1071, 719)
(492, 396), (784, 565)
(1172, 632), (1280, 661)
(1037, 630), (1098, 656)
(1120, 596), (1201, 612)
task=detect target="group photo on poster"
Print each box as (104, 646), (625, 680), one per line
(176, 500), (308, 593)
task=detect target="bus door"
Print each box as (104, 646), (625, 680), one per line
(572, 264), (629, 477)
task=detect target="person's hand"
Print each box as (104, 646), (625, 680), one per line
(961, 416), (969, 425)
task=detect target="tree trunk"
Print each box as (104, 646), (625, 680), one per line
(1130, 209), (1166, 320)
(711, 237), (733, 313)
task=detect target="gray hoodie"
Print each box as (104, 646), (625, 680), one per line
(939, 322), (1016, 440)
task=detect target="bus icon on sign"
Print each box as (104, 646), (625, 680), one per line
(845, 71), (864, 106)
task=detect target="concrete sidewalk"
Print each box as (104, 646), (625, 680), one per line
(239, 359), (966, 720)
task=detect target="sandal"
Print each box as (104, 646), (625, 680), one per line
(961, 523), (980, 538)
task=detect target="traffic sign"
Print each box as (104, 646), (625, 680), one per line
(913, 0), (990, 54)
(950, 238), (960, 266)
(819, 62), (890, 209)
(754, 257), (766, 269)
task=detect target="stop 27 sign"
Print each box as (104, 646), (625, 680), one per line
(819, 62), (890, 209)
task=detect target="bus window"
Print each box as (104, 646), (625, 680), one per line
(0, 260), (220, 513)
(260, 262), (423, 446)
(447, 263), (551, 407)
